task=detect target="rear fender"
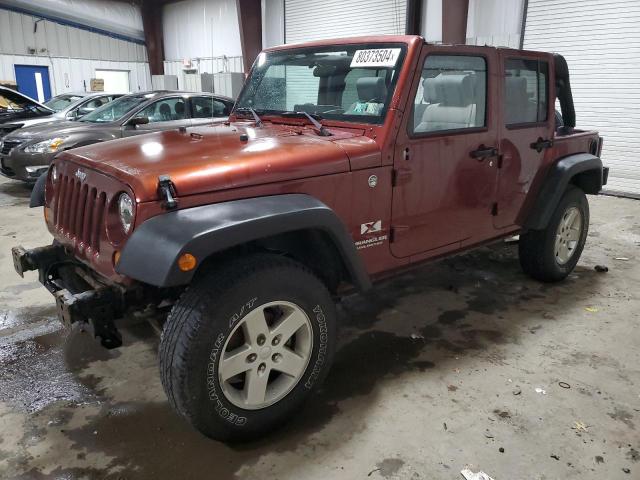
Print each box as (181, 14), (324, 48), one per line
(524, 153), (605, 230)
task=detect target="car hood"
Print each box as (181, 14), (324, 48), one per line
(59, 122), (361, 202)
(5, 120), (113, 140)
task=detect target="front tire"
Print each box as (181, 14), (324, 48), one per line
(159, 253), (336, 441)
(519, 186), (589, 282)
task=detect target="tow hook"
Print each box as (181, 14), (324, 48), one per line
(157, 175), (178, 210)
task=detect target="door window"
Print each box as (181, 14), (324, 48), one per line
(504, 59), (548, 126)
(192, 96), (230, 118)
(411, 55), (487, 134)
(137, 98), (187, 123)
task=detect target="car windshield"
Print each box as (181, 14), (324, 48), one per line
(235, 43), (406, 124)
(79, 94), (150, 123)
(44, 94), (84, 111)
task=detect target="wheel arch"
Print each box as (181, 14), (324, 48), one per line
(523, 153), (604, 231)
(116, 194), (371, 292)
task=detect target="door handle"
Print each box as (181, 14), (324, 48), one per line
(530, 137), (553, 153)
(470, 145), (498, 161)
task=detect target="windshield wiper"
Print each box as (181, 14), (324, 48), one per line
(235, 106), (263, 127)
(281, 111), (331, 136)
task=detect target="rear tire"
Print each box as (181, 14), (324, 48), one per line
(159, 253), (336, 442)
(519, 186), (589, 282)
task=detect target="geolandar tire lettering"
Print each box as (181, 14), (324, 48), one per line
(159, 253), (336, 442)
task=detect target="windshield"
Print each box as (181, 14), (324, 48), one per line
(79, 94), (150, 123)
(235, 44), (406, 124)
(44, 94), (84, 111)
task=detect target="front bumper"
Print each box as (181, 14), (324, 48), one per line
(12, 243), (127, 348)
(0, 149), (55, 182)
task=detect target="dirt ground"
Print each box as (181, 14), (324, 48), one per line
(0, 175), (638, 480)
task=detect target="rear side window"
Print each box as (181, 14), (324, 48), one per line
(504, 58), (548, 126)
(192, 96), (229, 118)
(411, 55), (487, 134)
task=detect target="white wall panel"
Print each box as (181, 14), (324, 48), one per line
(466, 0), (524, 48)
(524, 0), (640, 195)
(163, 0), (243, 61)
(0, 8), (146, 62)
(284, 0), (407, 44)
(262, 0), (285, 48)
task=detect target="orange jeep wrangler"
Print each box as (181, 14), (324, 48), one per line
(14, 36), (607, 441)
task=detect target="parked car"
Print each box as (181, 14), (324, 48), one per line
(14, 36), (607, 442)
(0, 92), (124, 138)
(0, 90), (233, 182)
(0, 86), (54, 136)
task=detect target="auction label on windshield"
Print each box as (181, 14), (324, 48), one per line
(350, 48), (401, 68)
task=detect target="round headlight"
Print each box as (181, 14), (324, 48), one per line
(50, 165), (57, 183)
(118, 193), (134, 234)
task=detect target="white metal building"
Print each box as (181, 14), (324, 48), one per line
(524, 0), (640, 196)
(0, 0), (151, 97)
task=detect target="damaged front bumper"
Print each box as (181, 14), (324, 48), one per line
(12, 244), (131, 348)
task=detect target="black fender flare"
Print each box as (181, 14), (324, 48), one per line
(524, 153), (604, 230)
(116, 194), (371, 290)
(29, 170), (48, 208)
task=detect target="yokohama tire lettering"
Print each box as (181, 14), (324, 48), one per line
(305, 304), (328, 389)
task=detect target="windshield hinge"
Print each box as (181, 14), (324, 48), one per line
(158, 175), (178, 210)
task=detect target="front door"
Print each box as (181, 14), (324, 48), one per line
(390, 47), (500, 258)
(494, 53), (555, 228)
(14, 65), (52, 102)
(123, 96), (190, 137)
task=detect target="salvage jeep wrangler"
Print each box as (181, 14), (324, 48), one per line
(13, 36), (608, 441)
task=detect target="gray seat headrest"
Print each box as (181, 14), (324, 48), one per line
(424, 74), (475, 106)
(505, 76), (528, 102)
(356, 77), (387, 103)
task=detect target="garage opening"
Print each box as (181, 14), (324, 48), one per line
(95, 70), (130, 93)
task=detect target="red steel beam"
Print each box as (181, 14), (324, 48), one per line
(442, 0), (469, 44)
(236, 0), (263, 73)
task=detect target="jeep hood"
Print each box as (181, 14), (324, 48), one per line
(58, 122), (362, 202)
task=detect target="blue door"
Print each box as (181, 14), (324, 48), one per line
(14, 65), (52, 102)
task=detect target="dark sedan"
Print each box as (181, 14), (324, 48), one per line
(0, 90), (234, 182)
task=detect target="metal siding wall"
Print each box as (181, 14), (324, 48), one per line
(284, 0), (407, 44)
(162, 0), (243, 60)
(524, 0), (640, 196)
(0, 8), (146, 62)
(0, 7), (150, 96)
(466, 0), (524, 48)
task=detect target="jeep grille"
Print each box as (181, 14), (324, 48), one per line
(53, 172), (107, 253)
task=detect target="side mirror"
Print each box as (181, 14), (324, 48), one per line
(128, 116), (149, 127)
(66, 110), (78, 120)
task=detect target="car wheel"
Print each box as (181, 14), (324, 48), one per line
(159, 253), (336, 441)
(519, 186), (589, 282)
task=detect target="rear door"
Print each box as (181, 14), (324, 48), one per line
(122, 96), (190, 137)
(390, 46), (500, 258)
(494, 52), (554, 228)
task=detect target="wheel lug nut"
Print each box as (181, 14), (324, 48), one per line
(258, 363), (266, 374)
(272, 353), (282, 363)
(257, 334), (266, 346)
(272, 335), (281, 346)
(247, 353), (257, 363)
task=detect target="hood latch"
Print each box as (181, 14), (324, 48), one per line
(157, 175), (178, 210)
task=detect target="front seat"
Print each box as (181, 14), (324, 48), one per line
(174, 101), (185, 119)
(159, 103), (172, 121)
(345, 77), (387, 116)
(417, 74), (477, 132)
